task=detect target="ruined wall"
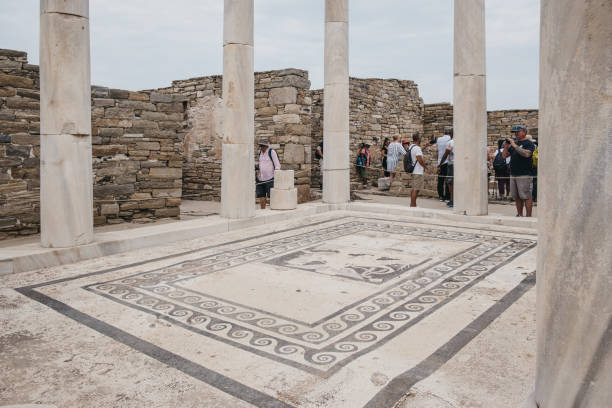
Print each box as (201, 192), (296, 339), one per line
(310, 78), (425, 188)
(0, 49), (41, 239)
(0, 49), (185, 240)
(90, 87), (186, 225)
(159, 69), (312, 203)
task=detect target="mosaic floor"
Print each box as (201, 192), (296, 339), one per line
(7, 213), (537, 407)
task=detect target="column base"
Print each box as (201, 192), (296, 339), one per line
(323, 168), (350, 203)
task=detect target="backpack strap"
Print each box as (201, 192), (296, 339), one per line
(268, 149), (279, 171)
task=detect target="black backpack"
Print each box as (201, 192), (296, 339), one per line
(403, 146), (416, 173)
(493, 151), (507, 172)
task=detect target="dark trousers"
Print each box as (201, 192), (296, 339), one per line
(495, 168), (510, 196)
(437, 163), (450, 200)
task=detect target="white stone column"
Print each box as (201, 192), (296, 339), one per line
(526, 1), (612, 406)
(39, 0), (94, 247)
(220, 0), (255, 218)
(322, 0), (350, 204)
(453, 0), (488, 215)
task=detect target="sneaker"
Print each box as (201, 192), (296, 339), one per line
(447, 201), (453, 207)
(439, 197), (445, 202)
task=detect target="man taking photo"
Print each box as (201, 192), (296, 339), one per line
(503, 125), (535, 217)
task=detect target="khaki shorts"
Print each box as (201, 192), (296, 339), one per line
(412, 174), (424, 190)
(510, 176), (533, 200)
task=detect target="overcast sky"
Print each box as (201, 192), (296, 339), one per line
(0, 0), (540, 110)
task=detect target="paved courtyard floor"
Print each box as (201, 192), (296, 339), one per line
(0, 210), (537, 407)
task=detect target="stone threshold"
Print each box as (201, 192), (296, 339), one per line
(0, 202), (536, 276)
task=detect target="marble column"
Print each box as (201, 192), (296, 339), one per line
(322, 0), (350, 204)
(39, 0), (94, 247)
(452, 0), (488, 215)
(220, 0), (255, 218)
(525, 1), (612, 407)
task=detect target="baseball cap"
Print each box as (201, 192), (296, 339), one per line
(258, 139), (269, 146)
(511, 125), (528, 133)
(401, 139), (410, 144)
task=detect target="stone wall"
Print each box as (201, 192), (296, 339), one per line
(158, 69), (312, 203)
(0, 49), (185, 240)
(90, 87), (186, 226)
(310, 78), (425, 188)
(0, 49), (41, 239)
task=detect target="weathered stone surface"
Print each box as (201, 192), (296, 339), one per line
(269, 87), (297, 106)
(149, 167), (181, 179)
(270, 188), (297, 210)
(100, 203), (119, 215)
(0, 72), (34, 88)
(282, 144), (304, 164)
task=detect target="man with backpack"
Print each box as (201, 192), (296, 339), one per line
(503, 125), (535, 217)
(256, 140), (281, 209)
(406, 133), (432, 207)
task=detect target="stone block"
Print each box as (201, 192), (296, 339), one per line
(274, 170), (294, 189)
(273, 114), (300, 124)
(270, 188), (297, 210)
(150, 93), (174, 103)
(269, 87), (297, 105)
(149, 167), (181, 179)
(297, 184), (310, 203)
(154, 207), (180, 217)
(0, 72), (34, 89)
(129, 92), (149, 101)
(138, 199), (166, 209)
(283, 143), (304, 164)
(100, 203), (119, 215)
(109, 89), (130, 99)
(92, 145), (127, 157)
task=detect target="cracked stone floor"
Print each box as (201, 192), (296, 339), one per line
(0, 210), (536, 407)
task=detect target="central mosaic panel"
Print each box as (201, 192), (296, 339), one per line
(86, 218), (535, 376)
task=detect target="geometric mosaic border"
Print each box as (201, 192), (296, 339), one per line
(86, 218), (536, 376)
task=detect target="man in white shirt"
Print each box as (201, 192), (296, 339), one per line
(408, 133), (432, 207)
(436, 128), (452, 201)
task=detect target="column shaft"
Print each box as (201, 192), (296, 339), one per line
(39, 0), (94, 247)
(220, 0), (255, 218)
(531, 1), (612, 406)
(453, 0), (488, 215)
(323, 0), (350, 204)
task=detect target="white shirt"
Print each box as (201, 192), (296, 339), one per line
(436, 135), (451, 165)
(446, 139), (455, 165)
(409, 144), (424, 175)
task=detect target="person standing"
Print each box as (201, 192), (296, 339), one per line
(438, 130), (455, 207)
(256, 141), (281, 209)
(408, 133), (432, 207)
(503, 125), (535, 217)
(386, 135), (406, 185)
(492, 139), (511, 199)
(436, 128), (452, 201)
(356, 143), (371, 188)
(381, 138), (390, 177)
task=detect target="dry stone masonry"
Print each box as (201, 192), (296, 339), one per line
(0, 49), (186, 240)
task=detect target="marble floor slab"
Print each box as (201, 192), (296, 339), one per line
(3, 212), (537, 407)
